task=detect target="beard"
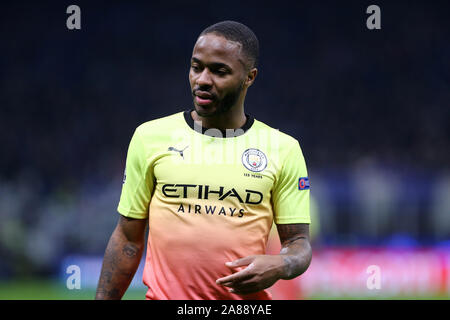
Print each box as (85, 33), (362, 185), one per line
(192, 80), (245, 118)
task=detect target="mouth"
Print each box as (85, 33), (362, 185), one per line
(194, 90), (215, 106)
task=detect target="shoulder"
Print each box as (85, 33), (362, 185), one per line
(135, 111), (185, 138)
(251, 118), (307, 172)
(126, 111), (185, 161)
(252, 118), (302, 150)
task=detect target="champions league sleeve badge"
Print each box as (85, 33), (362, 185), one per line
(298, 177), (310, 190)
(242, 148), (268, 172)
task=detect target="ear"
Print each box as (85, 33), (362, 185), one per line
(244, 68), (258, 88)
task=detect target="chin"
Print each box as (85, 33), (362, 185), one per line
(193, 104), (218, 117)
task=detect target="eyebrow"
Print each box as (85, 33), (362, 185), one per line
(191, 57), (232, 70)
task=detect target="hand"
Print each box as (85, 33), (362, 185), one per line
(216, 255), (285, 295)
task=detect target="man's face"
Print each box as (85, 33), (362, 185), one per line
(189, 33), (248, 118)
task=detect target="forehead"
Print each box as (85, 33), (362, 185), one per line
(192, 34), (244, 67)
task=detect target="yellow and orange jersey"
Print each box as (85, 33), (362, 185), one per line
(117, 110), (310, 300)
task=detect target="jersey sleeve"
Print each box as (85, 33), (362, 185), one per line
(272, 140), (310, 224)
(117, 127), (154, 219)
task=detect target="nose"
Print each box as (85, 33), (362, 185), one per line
(196, 69), (213, 87)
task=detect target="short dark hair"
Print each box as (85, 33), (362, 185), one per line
(199, 20), (259, 69)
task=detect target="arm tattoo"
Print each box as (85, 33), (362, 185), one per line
(277, 223), (309, 246)
(96, 287), (121, 300)
(122, 243), (139, 258)
(95, 227), (143, 299)
(276, 223), (312, 279)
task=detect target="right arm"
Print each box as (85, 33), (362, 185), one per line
(95, 215), (147, 300)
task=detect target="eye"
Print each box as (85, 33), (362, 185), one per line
(191, 64), (201, 72)
(215, 68), (229, 76)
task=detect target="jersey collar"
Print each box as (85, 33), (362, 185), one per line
(183, 109), (255, 138)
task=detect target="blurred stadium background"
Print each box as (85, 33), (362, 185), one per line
(0, 0), (449, 299)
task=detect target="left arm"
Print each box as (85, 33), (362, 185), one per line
(277, 223), (312, 279)
(216, 223), (312, 294)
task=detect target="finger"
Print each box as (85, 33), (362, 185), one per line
(216, 269), (251, 285)
(224, 278), (256, 290)
(216, 265), (254, 285)
(225, 255), (256, 268)
(229, 287), (258, 295)
(228, 281), (261, 295)
(219, 275), (253, 288)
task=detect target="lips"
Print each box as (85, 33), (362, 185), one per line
(194, 90), (214, 106)
(195, 90), (214, 99)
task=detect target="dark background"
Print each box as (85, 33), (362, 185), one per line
(0, 0), (449, 279)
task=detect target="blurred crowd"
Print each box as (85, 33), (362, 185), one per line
(0, 1), (449, 277)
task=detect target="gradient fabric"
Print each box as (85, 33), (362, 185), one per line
(118, 110), (310, 300)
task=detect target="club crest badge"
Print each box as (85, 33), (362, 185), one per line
(242, 148), (267, 172)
